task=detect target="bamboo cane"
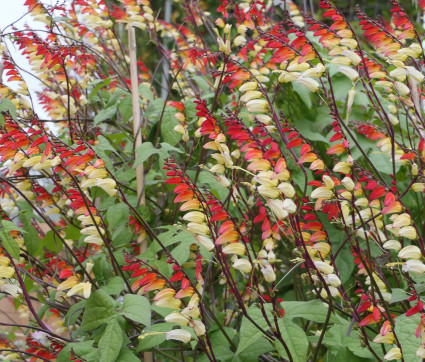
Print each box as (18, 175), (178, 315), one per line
(128, 24), (153, 362)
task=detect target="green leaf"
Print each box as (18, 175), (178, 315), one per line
(81, 290), (117, 331)
(139, 84), (155, 103)
(105, 89), (127, 108)
(57, 341), (98, 362)
(319, 320), (383, 359)
(65, 224), (81, 240)
(292, 82), (312, 108)
(99, 319), (123, 362)
(0, 98), (17, 120)
(137, 323), (170, 351)
(276, 318), (308, 362)
(106, 203), (130, 229)
(120, 294), (151, 326)
(197, 171), (228, 200)
(207, 327), (235, 361)
(118, 94), (133, 122)
(116, 347), (140, 361)
(134, 142), (161, 167)
(334, 247), (355, 283)
(171, 242), (190, 265)
(0, 230), (19, 260)
(93, 135), (115, 169)
(395, 314), (422, 362)
(2, 220), (20, 232)
(233, 337), (273, 362)
(40, 230), (63, 253)
(235, 304), (270, 356)
(17, 202), (40, 255)
(390, 288), (409, 304)
(65, 299), (86, 326)
(281, 299), (337, 323)
(103, 276), (125, 296)
(94, 106), (117, 124)
(326, 347), (373, 362)
(88, 78), (112, 99)
(161, 111), (180, 146)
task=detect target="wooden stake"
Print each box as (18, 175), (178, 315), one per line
(128, 24), (145, 207)
(128, 24), (153, 362)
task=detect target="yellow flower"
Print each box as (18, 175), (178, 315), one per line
(183, 211), (205, 223)
(333, 161), (352, 174)
(194, 235), (215, 251)
(311, 187), (333, 199)
(258, 185), (280, 199)
(222, 243), (246, 255)
(397, 226), (417, 240)
(323, 274), (341, 288)
(338, 66), (359, 81)
(239, 81), (257, 92)
(412, 183), (425, 192)
(190, 320), (206, 336)
(165, 312), (189, 326)
(314, 261), (334, 275)
(384, 347), (402, 361)
(246, 99), (268, 113)
(154, 289), (182, 309)
(373, 332), (395, 344)
(67, 282), (92, 299)
(187, 222), (210, 235)
(398, 245), (421, 260)
(0, 256), (10, 266)
(57, 276), (78, 291)
(261, 263), (276, 283)
(403, 259), (425, 275)
(0, 266), (14, 279)
(95, 178), (117, 197)
(295, 76), (319, 92)
(383, 240), (402, 251)
(233, 259), (252, 273)
(240, 91), (263, 103)
(341, 50), (361, 65)
(267, 199), (288, 220)
(277, 182), (295, 197)
(166, 329), (191, 343)
(391, 213), (411, 228)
